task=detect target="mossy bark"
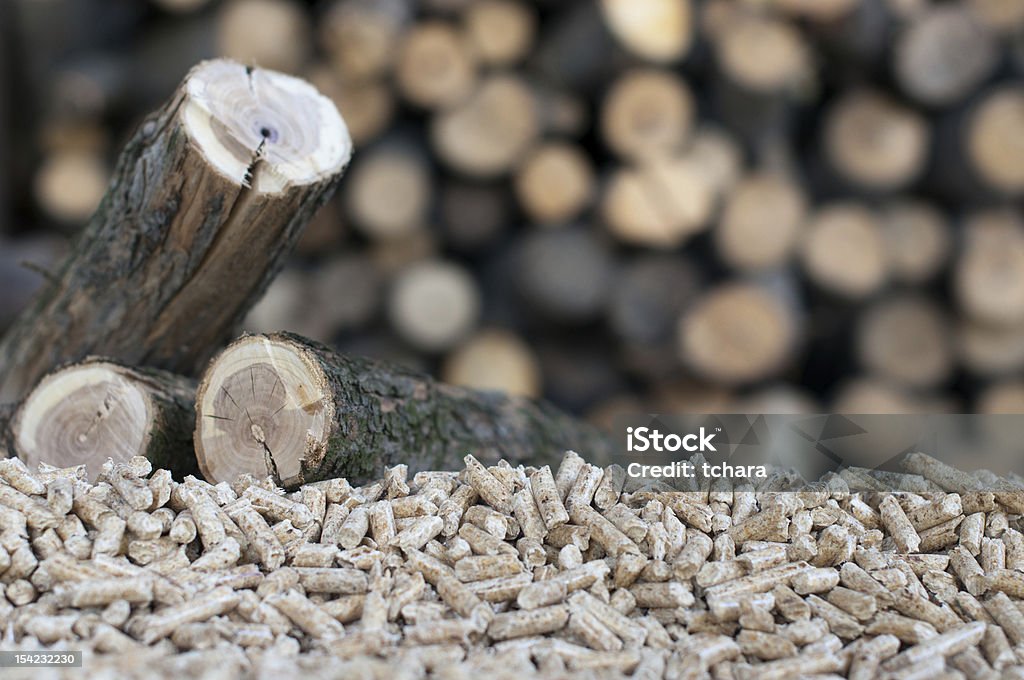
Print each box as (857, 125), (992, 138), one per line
(198, 332), (616, 486)
(300, 333), (615, 482)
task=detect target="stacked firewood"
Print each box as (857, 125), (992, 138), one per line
(3, 0), (1024, 422)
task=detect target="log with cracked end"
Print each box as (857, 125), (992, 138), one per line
(0, 59), (353, 401)
(10, 359), (197, 480)
(194, 332), (613, 487)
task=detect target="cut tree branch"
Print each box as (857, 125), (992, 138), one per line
(0, 59), (352, 401)
(194, 332), (616, 487)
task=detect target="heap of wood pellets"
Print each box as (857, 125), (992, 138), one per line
(3, 450), (1024, 679)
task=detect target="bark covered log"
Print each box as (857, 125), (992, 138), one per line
(194, 332), (615, 487)
(10, 358), (197, 479)
(0, 59), (352, 401)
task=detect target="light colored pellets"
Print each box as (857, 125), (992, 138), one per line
(488, 604), (569, 640)
(225, 499), (285, 569)
(464, 455), (513, 514)
(174, 480), (226, 549)
(792, 567), (840, 594)
(455, 554), (524, 582)
(268, 589), (345, 639)
(512, 488), (547, 540)
(529, 466), (570, 529)
(880, 495), (921, 553)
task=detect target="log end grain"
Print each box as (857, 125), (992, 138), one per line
(195, 334), (334, 487)
(13, 359), (195, 479)
(183, 59), (351, 193)
(599, 0), (693, 63)
(966, 87), (1024, 195)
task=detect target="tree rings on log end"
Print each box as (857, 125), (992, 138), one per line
(195, 335), (332, 487)
(13, 360), (194, 479)
(182, 59), (352, 194)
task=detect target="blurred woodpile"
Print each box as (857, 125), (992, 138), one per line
(2, 0), (1024, 422)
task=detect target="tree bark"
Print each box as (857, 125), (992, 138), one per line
(194, 332), (615, 487)
(0, 59), (352, 401)
(10, 358), (197, 479)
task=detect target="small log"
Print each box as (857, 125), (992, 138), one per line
(515, 227), (614, 323)
(535, 1), (621, 95)
(0, 60), (352, 401)
(799, 203), (887, 299)
(598, 0), (693, 63)
(319, 0), (406, 82)
(464, 0), (537, 67)
(954, 209), (1024, 326)
(11, 358), (197, 479)
(441, 329), (542, 398)
(344, 141), (431, 239)
(879, 199), (950, 284)
(678, 281), (799, 385)
(856, 295), (953, 389)
(431, 75), (539, 177)
(831, 378), (954, 414)
(714, 171), (807, 272)
(387, 260), (480, 353)
(600, 68), (694, 162)
(823, 89), (929, 191)
(216, 0), (312, 73)
(684, 124), (743, 199)
(964, 87), (1024, 196)
(957, 319), (1024, 377)
(395, 21), (476, 110)
(894, 5), (998, 106)
(513, 142), (595, 225)
(370, 228), (439, 276)
(607, 254), (699, 347)
(32, 150), (109, 225)
(194, 332), (613, 485)
(602, 157), (714, 248)
(439, 180), (510, 252)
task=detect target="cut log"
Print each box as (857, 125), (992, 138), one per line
(0, 59), (352, 401)
(831, 378), (954, 414)
(319, 0), (406, 82)
(955, 209), (1024, 326)
(600, 69), (694, 162)
(683, 124), (743, 199)
(823, 90), (929, 191)
(879, 200), (950, 284)
(344, 141), (431, 239)
(431, 75), (539, 177)
(33, 150), (109, 224)
(607, 254), (699, 347)
(513, 142), (595, 225)
(714, 14), (808, 94)
(602, 157), (714, 248)
(11, 359), (197, 479)
(395, 21), (476, 110)
(442, 328), (542, 398)
(678, 282), (798, 385)
(856, 296), (952, 389)
(464, 0), (536, 66)
(799, 203), (887, 299)
(387, 260), (480, 353)
(598, 0), (693, 63)
(440, 180), (509, 252)
(516, 227), (614, 323)
(216, 0), (312, 73)
(715, 172), (807, 272)
(965, 87), (1024, 195)
(194, 332), (613, 485)
(894, 5), (998, 106)
(957, 319), (1024, 377)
